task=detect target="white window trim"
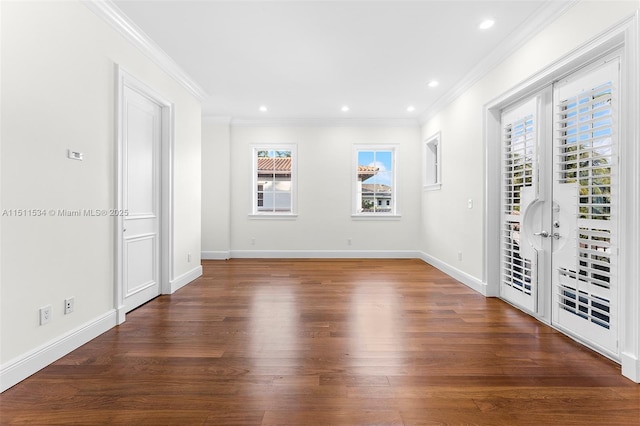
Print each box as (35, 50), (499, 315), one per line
(249, 144), (297, 218)
(352, 144), (399, 217)
(423, 132), (442, 191)
(351, 214), (402, 220)
(248, 214), (298, 220)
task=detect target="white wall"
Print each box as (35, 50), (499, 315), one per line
(0, 0), (201, 388)
(420, 0), (640, 283)
(202, 118), (231, 258)
(228, 125), (421, 255)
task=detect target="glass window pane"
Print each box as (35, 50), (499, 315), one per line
(254, 146), (295, 214)
(275, 179), (291, 191)
(258, 192), (275, 211)
(274, 193), (291, 212)
(375, 151), (393, 171)
(355, 148), (395, 215)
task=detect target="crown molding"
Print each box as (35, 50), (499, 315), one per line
(230, 117), (420, 128)
(418, 0), (579, 125)
(82, 0), (207, 101)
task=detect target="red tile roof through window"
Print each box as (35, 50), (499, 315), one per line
(256, 159), (379, 180)
(257, 157), (292, 172)
(358, 165), (379, 181)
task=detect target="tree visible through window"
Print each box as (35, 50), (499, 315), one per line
(253, 147), (296, 214)
(354, 147), (396, 215)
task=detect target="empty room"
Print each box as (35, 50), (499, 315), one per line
(1, 0), (639, 424)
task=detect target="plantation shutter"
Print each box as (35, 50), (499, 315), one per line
(500, 97), (540, 313)
(552, 58), (619, 355)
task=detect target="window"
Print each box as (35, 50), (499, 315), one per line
(424, 132), (441, 190)
(251, 145), (297, 216)
(353, 145), (397, 216)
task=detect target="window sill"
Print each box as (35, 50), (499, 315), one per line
(423, 183), (441, 191)
(248, 213), (298, 220)
(351, 214), (402, 221)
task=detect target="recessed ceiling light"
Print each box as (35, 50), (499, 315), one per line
(427, 80), (439, 88)
(341, 105), (350, 112)
(479, 19), (495, 30)
(259, 105), (268, 112)
(407, 106), (416, 112)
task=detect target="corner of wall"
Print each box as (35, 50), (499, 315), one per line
(169, 265), (203, 294)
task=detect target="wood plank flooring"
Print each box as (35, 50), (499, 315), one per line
(1, 259), (638, 425)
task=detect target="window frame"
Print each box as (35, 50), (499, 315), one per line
(352, 144), (400, 218)
(249, 144), (298, 218)
(423, 132), (442, 191)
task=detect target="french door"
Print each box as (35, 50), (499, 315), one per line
(552, 58), (619, 355)
(500, 56), (620, 357)
(500, 96), (546, 314)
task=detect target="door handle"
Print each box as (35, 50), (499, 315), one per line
(534, 231), (561, 239)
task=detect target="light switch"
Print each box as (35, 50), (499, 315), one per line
(468, 199), (473, 209)
(67, 150), (83, 161)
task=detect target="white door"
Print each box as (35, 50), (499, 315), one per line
(500, 96), (546, 313)
(552, 58), (619, 356)
(121, 85), (162, 313)
(500, 57), (620, 357)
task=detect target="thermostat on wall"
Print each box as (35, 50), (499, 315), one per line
(67, 150), (83, 161)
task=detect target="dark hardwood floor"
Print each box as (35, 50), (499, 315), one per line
(1, 259), (638, 425)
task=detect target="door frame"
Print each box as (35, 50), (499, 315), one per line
(115, 65), (175, 324)
(484, 15), (640, 382)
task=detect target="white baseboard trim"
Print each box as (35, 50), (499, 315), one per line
(621, 351), (640, 383)
(201, 251), (231, 260)
(229, 250), (420, 259)
(418, 251), (486, 295)
(169, 265), (203, 293)
(0, 310), (117, 393)
(116, 305), (127, 325)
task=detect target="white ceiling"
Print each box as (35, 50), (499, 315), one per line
(112, 0), (564, 121)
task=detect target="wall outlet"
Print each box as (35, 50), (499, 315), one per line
(40, 305), (52, 325)
(347, 238), (352, 246)
(458, 251), (463, 261)
(251, 237), (256, 245)
(64, 297), (74, 315)
(188, 253), (192, 263)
